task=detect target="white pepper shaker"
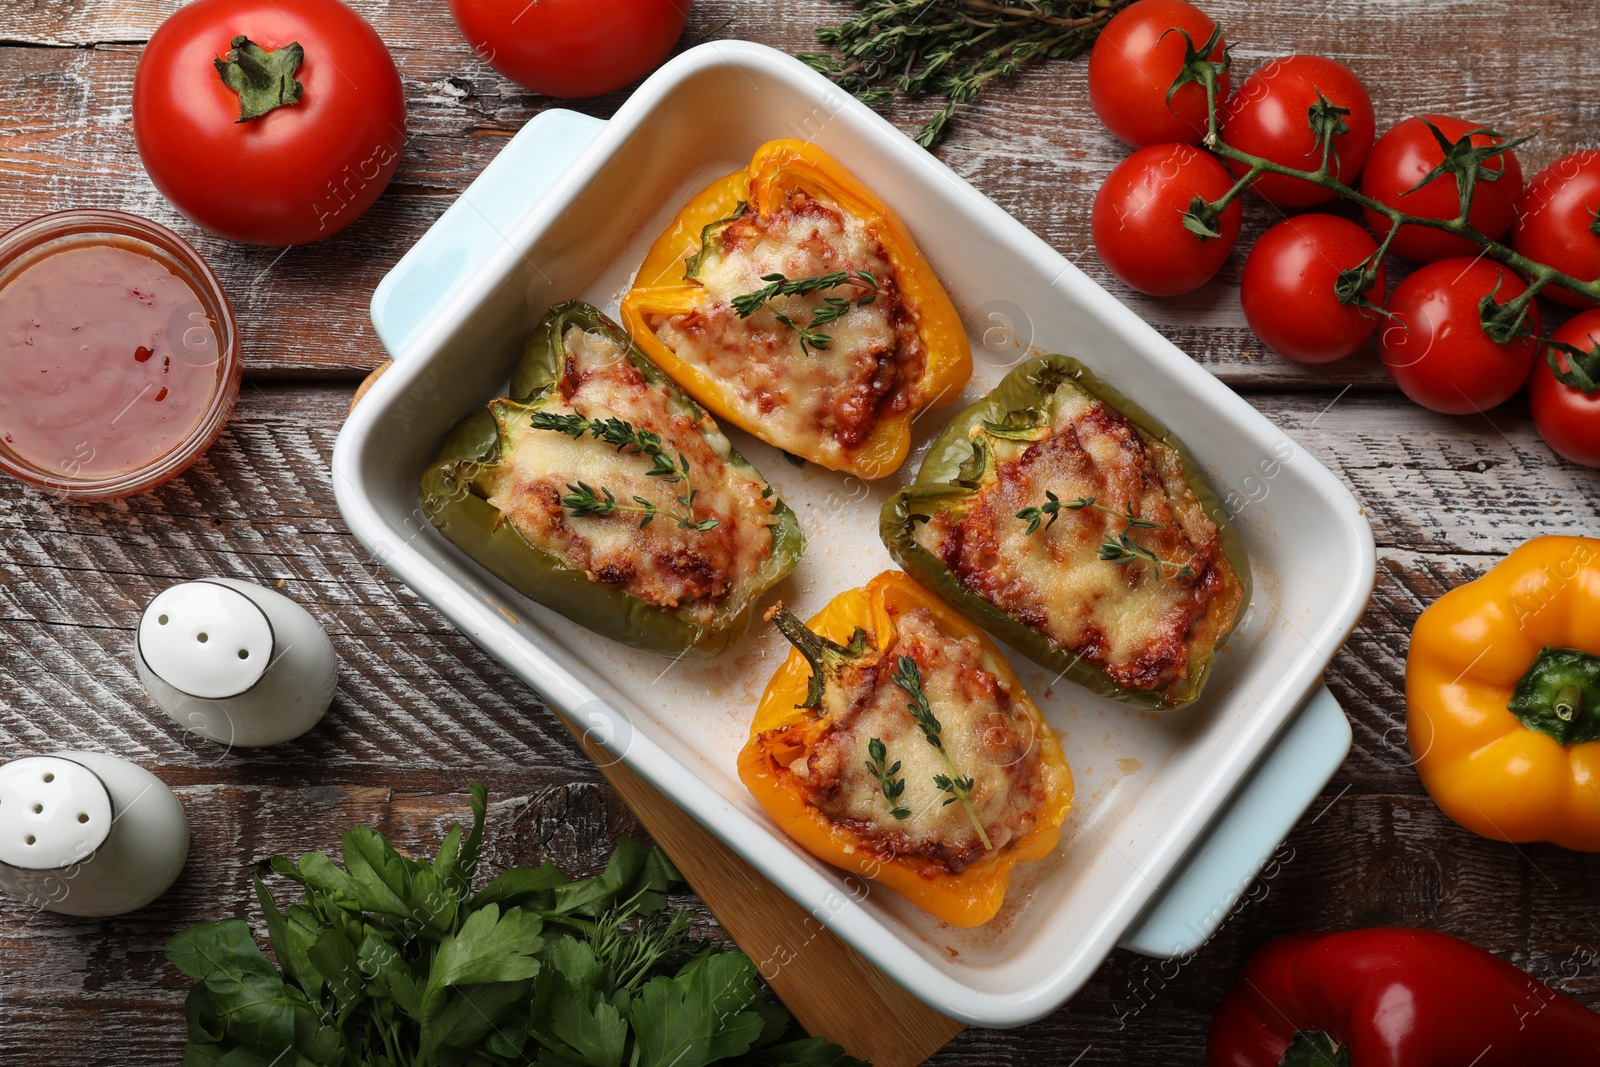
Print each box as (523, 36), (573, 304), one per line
(0, 751), (189, 917)
(136, 578), (337, 747)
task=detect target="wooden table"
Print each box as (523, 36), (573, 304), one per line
(2, 1), (1598, 1062)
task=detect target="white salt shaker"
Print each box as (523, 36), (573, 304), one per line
(0, 751), (189, 917)
(136, 578), (337, 747)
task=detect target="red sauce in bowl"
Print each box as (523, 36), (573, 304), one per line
(0, 212), (239, 499)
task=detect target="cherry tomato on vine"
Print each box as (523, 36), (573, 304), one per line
(1360, 115), (1523, 263)
(447, 0), (690, 99)
(1241, 215), (1385, 364)
(133, 0), (405, 247)
(1529, 310), (1600, 467)
(1087, 0), (1229, 149)
(1379, 258), (1539, 415)
(1219, 54), (1375, 208)
(1092, 143), (1242, 296)
(1511, 151), (1600, 308)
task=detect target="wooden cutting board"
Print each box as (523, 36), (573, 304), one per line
(350, 364), (964, 1066)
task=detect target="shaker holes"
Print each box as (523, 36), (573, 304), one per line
(197, 633), (208, 643)
(158, 614), (169, 625)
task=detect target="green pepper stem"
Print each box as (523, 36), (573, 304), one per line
(1554, 685), (1582, 723)
(1508, 647), (1600, 747)
(766, 603), (872, 711)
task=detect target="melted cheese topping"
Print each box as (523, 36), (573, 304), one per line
(788, 609), (1052, 874)
(648, 191), (926, 466)
(913, 385), (1243, 697)
(481, 327), (777, 628)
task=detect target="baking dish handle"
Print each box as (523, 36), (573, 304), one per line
(1118, 683), (1350, 958)
(369, 108), (608, 359)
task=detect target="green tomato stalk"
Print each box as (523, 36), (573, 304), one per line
(1172, 30), (1600, 393)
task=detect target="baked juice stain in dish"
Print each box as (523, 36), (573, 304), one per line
(0, 213), (236, 498)
(421, 300), (803, 659)
(883, 354), (1251, 710)
(739, 571), (1073, 927)
(621, 140), (971, 479)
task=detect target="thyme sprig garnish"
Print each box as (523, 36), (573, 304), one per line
(558, 482), (718, 532)
(1016, 492), (1159, 535)
(530, 411), (717, 531)
(865, 737), (911, 820)
(1100, 518), (1195, 580)
(892, 656), (992, 851)
(1177, 30), (1600, 347)
(731, 269), (878, 316)
(802, 0), (1134, 148)
(731, 270), (881, 357)
(1016, 494), (1193, 579)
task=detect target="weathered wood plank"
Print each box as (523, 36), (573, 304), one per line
(0, 382), (1593, 1060)
(3, 786), (1597, 1066)
(3, 383), (1595, 787)
(1, 1), (1594, 382)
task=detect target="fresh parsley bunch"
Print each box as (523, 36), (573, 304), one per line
(166, 785), (865, 1067)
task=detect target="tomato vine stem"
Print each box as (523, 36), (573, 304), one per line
(1186, 56), (1600, 356)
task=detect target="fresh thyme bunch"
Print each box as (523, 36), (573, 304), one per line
(801, 0), (1131, 148)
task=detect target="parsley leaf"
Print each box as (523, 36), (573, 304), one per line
(166, 786), (867, 1067)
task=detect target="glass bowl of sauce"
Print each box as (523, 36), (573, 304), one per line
(0, 210), (240, 499)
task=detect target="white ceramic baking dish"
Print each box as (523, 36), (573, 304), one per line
(332, 41), (1374, 1028)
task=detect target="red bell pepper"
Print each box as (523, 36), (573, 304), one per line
(1208, 928), (1600, 1066)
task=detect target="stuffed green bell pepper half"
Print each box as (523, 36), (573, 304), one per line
(881, 354), (1250, 710)
(421, 300), (804, 658)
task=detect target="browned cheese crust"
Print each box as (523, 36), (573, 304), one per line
(481, 327), (777, 628)
(649, 190), (926, 463)
(786, 608), (1049, 874)
(917, 388), (1244, 696)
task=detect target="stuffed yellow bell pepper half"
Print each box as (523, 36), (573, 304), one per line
(738, 571), (1073, 926)
(621, 140), (971, 479)
(1407, 535), (1600, 850)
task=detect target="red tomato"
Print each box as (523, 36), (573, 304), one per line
(133, 0), (405, 247)
(1360, 115), (1523, 263)
(1092, 143), (1242, 296)
(1220, 54), (1375, 208)
(448, 0), (689, 99)
(1529, 309), (1600, 467)
(1241, 215), (1386, 364)
(1087, 0), (1229, 149)
(1380, 258), (1539, 415)
(1511, 151), (1600, 308)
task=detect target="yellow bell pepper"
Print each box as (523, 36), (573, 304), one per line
(1407, 535), (1600, 850)
(620, 140), (971, 479)
(737, 570), (1073, 926)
